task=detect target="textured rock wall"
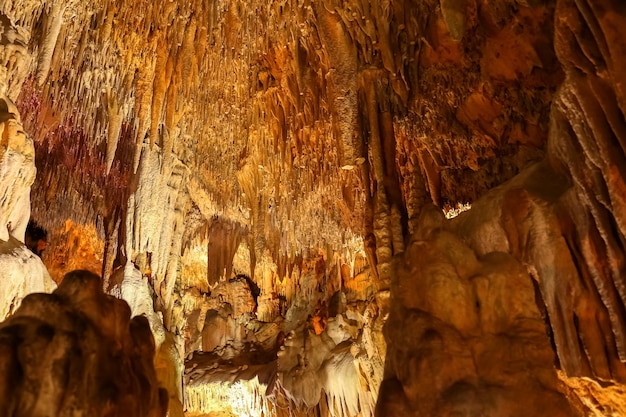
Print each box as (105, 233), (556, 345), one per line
(548, 0), (626, 381)
(184, 282), (387, 417)
(7, 0), (563, 296)
(0, 270), (167, 417)
(0, 87), (35, 243)
(377, 1), (626, 415)
(0, 7), (56, 323)
(0, 237), (56, 320)
(0, 97), (34, 243)
(41, 220), (104, 283)
(378, 204), (577, 417)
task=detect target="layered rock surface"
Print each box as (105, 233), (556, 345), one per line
(376, 0), (626, 409)
(0, 93), (35, 243)
(378, 205), (577, 417)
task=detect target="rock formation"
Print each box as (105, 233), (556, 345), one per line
(0, 270), (167, 417)
(0, 15), (56, 322)
(378, 206), (577, 417)
(0, 236), (55, 320)
(0, 0), (625, 416)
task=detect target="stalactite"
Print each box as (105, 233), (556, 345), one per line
(314, 2), (362, 169)
(7, 0), (624, 415)
(0, 96), (36, 242)
(361, 71), (393, 285)
(102, 212), (120, 290)
(36, 2), (64, 87)
(206, 219), (245, 286)
(149, 41), (170, 151)
(105, 87), (122, 175)
(440, 0), (467, 42)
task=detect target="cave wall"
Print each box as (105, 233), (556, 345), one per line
(378, 203), (578, 417)
(6, 0), (565, 292)
(377, 0), (626, 415)
(0, 12), (57, 321)
(550, 0), (626, 379)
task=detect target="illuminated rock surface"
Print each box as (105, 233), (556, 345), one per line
(0, 0), (625, 416)
(0, 237), (56, 320)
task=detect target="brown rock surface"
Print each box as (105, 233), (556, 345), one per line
(0, 270), (167, 417)
(377, 205), (578, 417)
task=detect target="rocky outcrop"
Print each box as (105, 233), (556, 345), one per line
(454, 161), (626, 386)
(109, 263), (184, 417)
(548, 0), (626, 381)
(377, 205), (577, 417)
(0, 9), (36, 244)
(185, 297), (386, 417)
(183, 269), (387, 417)
(377, 1), (626, 415)
(0, 270), (167, 417)
(0, 14), (55, 322)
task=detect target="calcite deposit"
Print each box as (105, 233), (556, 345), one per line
(0, 95), (35, 244)
(0, 0), (625, 416)
(0, 236), (55, 320)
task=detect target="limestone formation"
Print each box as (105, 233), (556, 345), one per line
(378, 203), (577, 416)
(0, 270), (167, 417)
(185, 284), (386, 417)
(0, 236), (56, 320)
(0, 96), (35, 243)
(0, 0), (625, 416)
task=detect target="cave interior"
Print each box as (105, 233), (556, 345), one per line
(0, 0), (626, 416)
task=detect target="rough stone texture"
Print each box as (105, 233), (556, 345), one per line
(109, 264), (166, 349)
(377, 0), (626, 415)
(0, 236), (56, 320)
(109, 264), (185, 417)
(454, 161), (626, 385)
(8, 0), (563, 299)
(377, 205), (577, 417)
(0, 9), (30, 101)
(42, 220), (104, 283)
(0, 0), (625, 416)
(0, 8), (36, 244)
(0, 270), (167, 417)
(185, 291), (387, 417)
(548, 0), (626, 379)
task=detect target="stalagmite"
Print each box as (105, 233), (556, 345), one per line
(0, 237), (56, 320)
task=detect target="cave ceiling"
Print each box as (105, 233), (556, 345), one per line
(6, 0), (561, 268)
